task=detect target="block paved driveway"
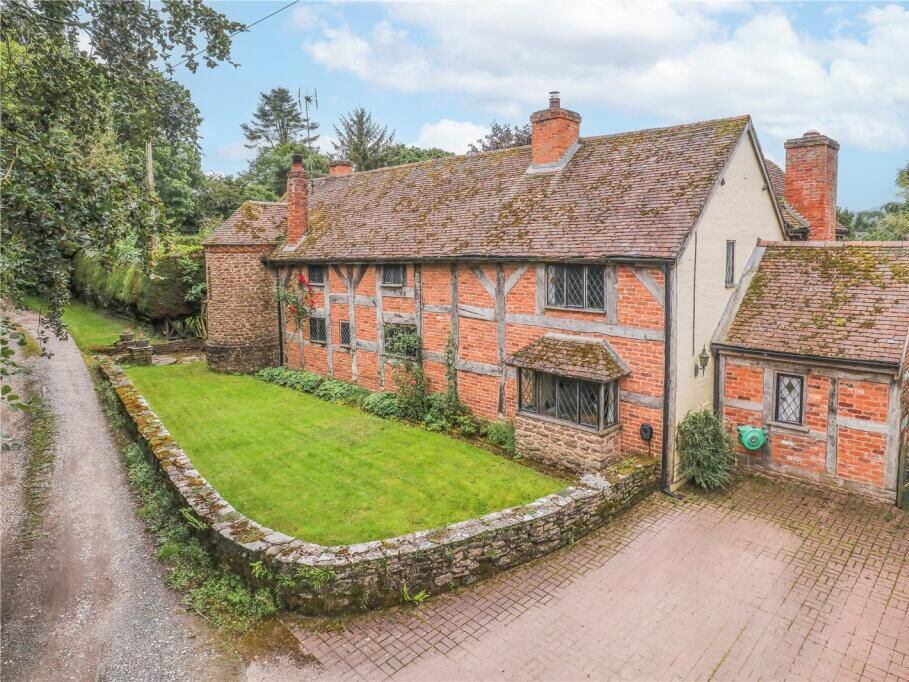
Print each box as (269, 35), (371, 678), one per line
(291, 477), (909, 681)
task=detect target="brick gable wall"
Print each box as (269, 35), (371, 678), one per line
(277, 261), (666, 471)
(205, 245), (280, 372)
(719, 353), (899, 502)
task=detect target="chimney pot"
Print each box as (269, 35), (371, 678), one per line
(784, 130), (839, 241)
(329, 159), (354, 177)
(530, 91), (581, 167)
(286, 156), (308, 244)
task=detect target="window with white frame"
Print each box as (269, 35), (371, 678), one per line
(546, 264), (605, 310)
(518, 368), (618, 429)
(339, 320), (351, 347)
(309, 317), (326, 343)
(774, 373), (804, 425)
(307, 264), (325, 284)
(382, 264), (405, 287)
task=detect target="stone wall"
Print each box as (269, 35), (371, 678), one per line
(100, 358), (657, 615)
(515, 412), (622, 473)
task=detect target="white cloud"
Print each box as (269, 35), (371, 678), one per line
(303, 1), (909, 150)
(216, 141), (257, 163)
(415, 119), (489, 153)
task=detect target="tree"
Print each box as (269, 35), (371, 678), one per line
(0, 0), (242, 330)
(385, 144), (453, 167)
(332, 108), (395, 171)
(242, 142), (329, 197)
(468, 121), (531, 153)
(867, 163), (909, 241)
(241, 88), (305, 148)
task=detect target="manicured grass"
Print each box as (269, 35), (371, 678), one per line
(124, 363), (566, 545)
(21, 296), (157, 349)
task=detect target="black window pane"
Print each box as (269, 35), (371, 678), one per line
(556, 377), (578, 422)
(776, 374), (803, 424)
(586, 266), (604, 309)
(725, 241), (735, 286)
(309, 317), (326, 341)
(578, 380), (600, 427)
(604, 381), (618, 427)
(547, 266), (565, 307)
(383, 265), (405, 286)
(538, 373), (558, 418)
(308, 265), (325, 284)
(339, 321), (351, 347)
(565, 266), (585, 307)
(519, 369), (536, 411)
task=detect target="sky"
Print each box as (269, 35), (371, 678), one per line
(173, 0), (909, 211)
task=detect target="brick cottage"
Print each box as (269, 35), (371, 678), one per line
(204, 93), (909, 505)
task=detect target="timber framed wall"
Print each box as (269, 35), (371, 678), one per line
(279, 261), (668, 461)
(719, 350), (902, 503)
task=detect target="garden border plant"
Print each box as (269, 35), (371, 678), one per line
(99, 357), (658, 615)
(255, 362), (516, 457)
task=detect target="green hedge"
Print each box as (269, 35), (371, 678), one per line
(72, 248), (202, 321)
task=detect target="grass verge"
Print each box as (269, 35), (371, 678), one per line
(21, 296), (159, 349)
(96, 373), (277, 632)
(21, 389), (57, 548)
(123, 362), (566, 545)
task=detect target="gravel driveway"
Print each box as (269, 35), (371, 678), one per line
(1, 310), (238, 681)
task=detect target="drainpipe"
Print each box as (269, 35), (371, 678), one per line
(275, 269), (285, 366)
(660, 261), (673, 493)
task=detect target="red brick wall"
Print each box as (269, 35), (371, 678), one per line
(204, 245), (279, 372)
(280, 261), (667, 464)
(721, 354), (895, 499)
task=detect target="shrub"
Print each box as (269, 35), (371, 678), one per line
(315, 378), (369, 406)
(677, 409), (735, 490)
(256, 367), (323, 393)
(394, 362), (429, 420)
(363, 392), (401, 419)
(486, 421), (516, 454)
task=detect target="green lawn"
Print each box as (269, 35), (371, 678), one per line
(21, 296), (157, 349)
(124, 363), (566, 545)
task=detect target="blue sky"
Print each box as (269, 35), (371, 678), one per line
(174, 1), (909, 211)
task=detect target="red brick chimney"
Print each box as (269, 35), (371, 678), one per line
(530, 91), (581, 167)
(286, 153), (308, 244)
(329, 159), (354, 177)
(784, 131), (839, 241)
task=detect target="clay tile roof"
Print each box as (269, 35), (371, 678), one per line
(723, 242), (909, 366)
(203, 201), (287, 246)
(508, 334), (630, 383)
(266, 115), (751, 263)
(764, 159), (810, 236)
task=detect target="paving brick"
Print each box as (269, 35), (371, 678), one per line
(291, 476), (908, 680)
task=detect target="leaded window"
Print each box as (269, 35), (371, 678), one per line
(382, 264), (405, 287)
(546, 265), (605, 311)
(308, 265), (325, 284)
(519, 368), (618, 430)
(309, 317), (326, 343)
(339, 320), (351, 347)
(775, 373), (804, 425)
(384, 323), (419, 360)
(519, 368), (536, 411)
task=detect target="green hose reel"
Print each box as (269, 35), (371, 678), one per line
(737, 425), (768, 451)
